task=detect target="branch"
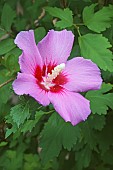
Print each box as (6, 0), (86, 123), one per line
(0, 78), (14, 88)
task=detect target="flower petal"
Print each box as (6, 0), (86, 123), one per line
(13, 73), (50, 106)
(63, 57), (102, 92)
(48, 90), (91, 126)
(15, 30), (42, 74)
(38, 30), (74, 65)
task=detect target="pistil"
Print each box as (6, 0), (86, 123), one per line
(41, 63), (65, 90)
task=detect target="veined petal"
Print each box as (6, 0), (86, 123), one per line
(48, 90), (91, 126)
(15, 30), (42, 74)
(63, 57), (102, 92)
(13, 73), (50, 106)
(37, 30), (74, 65)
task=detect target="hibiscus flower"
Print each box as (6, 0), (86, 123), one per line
(13, 29), (102, 126)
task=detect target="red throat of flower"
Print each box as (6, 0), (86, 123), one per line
(34, 63), (68, 93)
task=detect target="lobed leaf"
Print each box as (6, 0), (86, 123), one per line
(40, 113), (81, 164)
(79, 33), (113, 72)
(75, 145), (92, 170)
(83, 4), (113, 33)
(21, 111), (47, 133)
(86, 83), (113, 115)
(45, 7), (73, 28)
(10, 103), (30, 128)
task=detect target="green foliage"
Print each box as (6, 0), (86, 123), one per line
(0, 141), (8, 147)
(79, 34), (113, 71)
(45, 7), (73, 28)
(24, 154), (41, 170)
(75, 145), (92, 170)
(10, 103), (30, 128)
(1, 47), (21, 74)
(34, 27), (46, 43)
(0, 0), (113, 169)
(0, 69), (12, 104)
(21, 110), (49, 133)
(86, 83), (113, 115)
(0, 27), (7, 38)
(0, 150), (23, 170)
(0, 38), (16, 55)
(83, 4), (113, 33)
(0, 150), (53, 170)
(1, 3), (16, 32)
(88, 114), (106, 131)
(5, 99), (48, 137)
(40, 113), (81, 164)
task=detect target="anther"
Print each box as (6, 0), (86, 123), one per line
(41, 63), (65, 90)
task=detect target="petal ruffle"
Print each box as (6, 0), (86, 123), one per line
(15, 30), (42, 74)
(48, 90), (91, 126)
(13, 73), (50, 106)
(63, 57), (102, 92)
(37, 30), (74, 65)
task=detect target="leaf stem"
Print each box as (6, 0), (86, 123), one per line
(45, 110), (55, 114)
(37, 106), (43, 110)
(73, 24), (81, 37)
(0, 77), (14, 88)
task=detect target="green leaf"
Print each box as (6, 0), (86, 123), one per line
(86, 83), (113, 115)
(1, 3), (16, 31)
(45, 7), (73, 28)
(21, 111), (46, 133)
(0, 27), (7, 38)
(79, 34), (113, 72)
(0, 150), (23, 170)
(83, 4), (113, 33)
(81, 121), (97, 149)
(0, 141), (8, 147)
(88, 115), (106, 131)
(34, 27), (46, 44)
(5, 110), (20, 138)
(4, 54), (19, 73)
(0, 69), (12, 104)
(24, 154), (41, 170)
(10, 103), (30, 128)
(40, 113), (81, 164)
(0, 38), (16, 55)
(75, 145), (92, 170)
(96, 115), (113, 154)
(102, 150), (113, 165)
(5, 102), (31, 137)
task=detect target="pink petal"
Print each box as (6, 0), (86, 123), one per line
(13, 73), (50, 106)
(14, 30), (42, 74)
(63, 57), (102, 92)
(48, 90), (91, 126)
(37, 30), (74, 65)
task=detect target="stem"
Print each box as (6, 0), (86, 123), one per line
(73, 24), (81, 37)
(37, 106), (43, 110)
(76, 23), (84, 26)
(45, 110), (55, 114)
(60, 0), (67, 8)
(0, 77), (14, 88)
(0, 27), (14, 38)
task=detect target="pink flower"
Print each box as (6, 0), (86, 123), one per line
(13, 30), (102, 126)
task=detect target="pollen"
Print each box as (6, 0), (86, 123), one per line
(47, 63), (65, 81)
(41, 63), (65, 90)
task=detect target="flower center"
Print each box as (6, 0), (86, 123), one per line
(41, 63), (65, 90)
